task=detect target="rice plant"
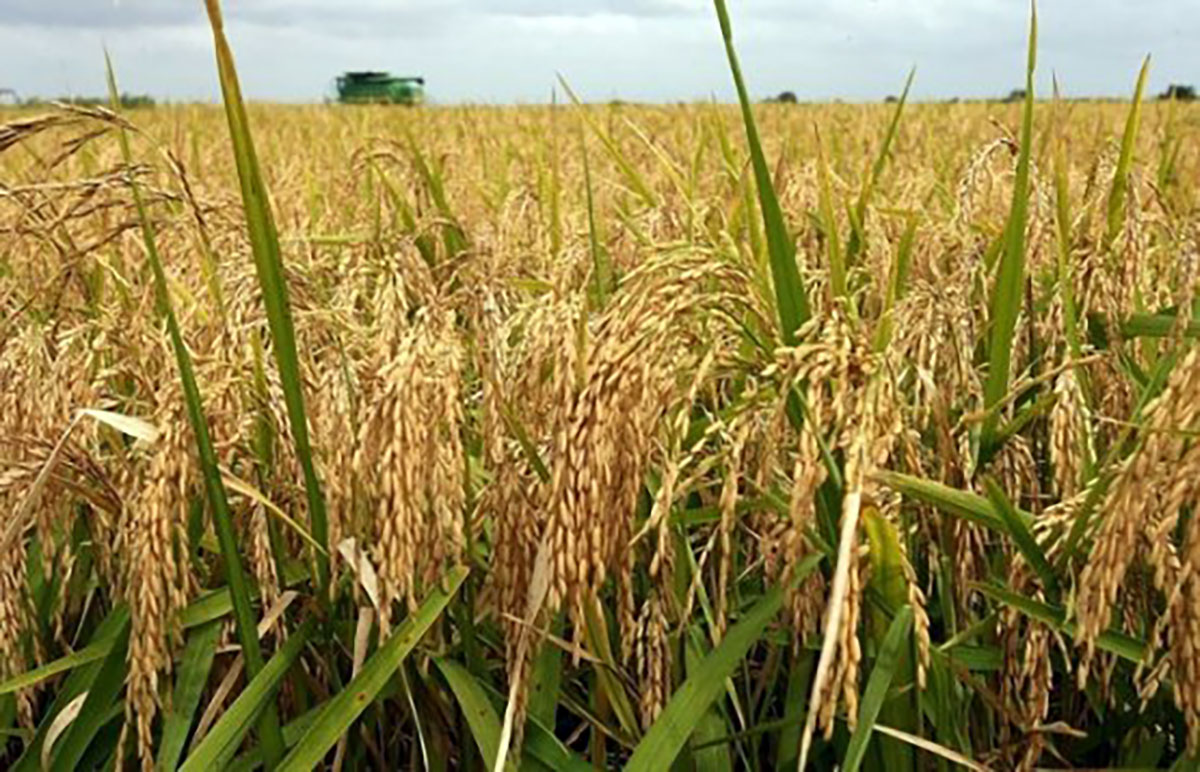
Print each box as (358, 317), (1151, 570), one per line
(0, 0), (1198, 769)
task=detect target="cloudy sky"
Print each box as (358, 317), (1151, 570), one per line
(0, 0), (1196, 103)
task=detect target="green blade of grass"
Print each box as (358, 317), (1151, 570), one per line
(862, 508), (917, 771)
(582, 139), (614, 308)
(980, 1), (1038, 457)
(526, 612), (565, 728)
(105, 51), (285, 767)
(974, 583), (1146, 663)
(846, 67), (915, 262)
(0, 607), (127, 695)
(815, 127), (848, 304)
(1050, 75), (1097, 484)
(712, 0), (810, 343)
(180, 620), (315, 772)
(158, 620), (222, 771)
(10, 607), (130, 772)
(405, 134), (469, 259)
(202, 0), (331, 596)
(556, 75), (659, 209)
(982, 477), (1060, 601)
(278, 567), (468, 771)
(842, 606), (915, 772)
(47, 619), (130, 771)
(772, 652), (812, 771)
(875, 471), (1034, 533)
(684, 637), (734, 772)
(625, 554), (822, 772)
(582, 598), (641, 741)
(872, 211), (919, 352)
(1110, 311), (1200, 339)
(1051, 77), (1084, 362)
(1103, 55), (1151, 251)
(225, 705), (324, 772)
(434, 658), (514, 772)
(524, 715), (593, 772)
(178, 563), (309, 631)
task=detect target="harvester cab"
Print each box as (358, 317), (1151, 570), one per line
(335, 72), (425, 105)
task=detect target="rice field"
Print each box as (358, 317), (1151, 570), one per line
(1, 1), (1199, 769)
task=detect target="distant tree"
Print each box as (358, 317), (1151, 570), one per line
(884, 95), (899, 104)
(20, 92), (155, 108)
(1004, 88), (1026, 103)
(776, 90), (798, 104)
(1159, 84), (1197, 101)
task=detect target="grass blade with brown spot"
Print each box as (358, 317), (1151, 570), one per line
(434, 658), (514, 772)
(277, 567), (468, 771)
(625, 555), (822, 772)
(180, 621), (315, 772)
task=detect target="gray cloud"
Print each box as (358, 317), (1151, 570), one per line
(0, 0), (1196, 103)
(2, 0), (200, 29)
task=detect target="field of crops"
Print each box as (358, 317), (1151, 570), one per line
(1, 2), (1199, 770)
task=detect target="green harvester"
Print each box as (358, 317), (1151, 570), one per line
(335, 72), (425, 105)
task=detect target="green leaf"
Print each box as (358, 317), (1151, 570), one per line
(278, 567), (468, 770)
(180, 620), (315, 772)
(625, 555), (822, 772)
(106, 49), (285, 766)
(405, 135), (469, 259)
(843, 606), (915, 772)
(773, 652), (812, 772)
(434, 658), (513, 772)
(864, 508), (908, 613)
(179, 564), (309, 631)
(523, 717), (593, 772)
(1103, 55), (1151, 250)
(557, 76), (659, 209)
(876, 471), (1033, 534)
(226, 705), (326, 772)
(847, 67), (915, 262)
(48, 618), (130, 771)
(0, 607), (128, 695)
(159, 620), (222, 771)
(815, 129), (848, 304)
(527, 612), (564, 728)
(974, 583), (1146, 662)
(684, 639), (734, 772)
(202, 0), (331, 597)
(873, 211), (919, 352)
(982, 477), (1060, 601)
(581, 598), (641, 741)
(11, 607), (130, 772)
(980, 0), (1037, 456)
(712, 0), (810, 343)
(1106, 311), (1200, 340)
(582, 141), (614, 308)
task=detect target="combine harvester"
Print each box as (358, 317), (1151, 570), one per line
(335, 72), (425, 105)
